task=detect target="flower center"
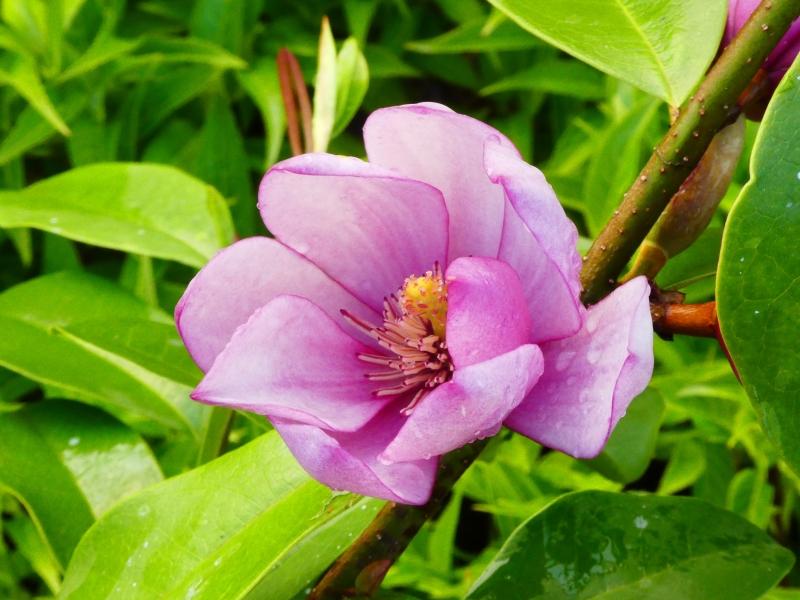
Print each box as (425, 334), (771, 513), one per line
(342, 264), (453, 414)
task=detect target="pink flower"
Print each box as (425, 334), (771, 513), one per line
(176, 103), (654, 505)
(726, 0), (800, 85)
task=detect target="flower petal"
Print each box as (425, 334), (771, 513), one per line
(381, 344), (544, 463)
(364, 102), (518, 260)
(259, 153), (449, 312)
(446, 256), (532, 368)
(175, 237), (379, 372)
(505, 277), (654, 459)
(486, 138), (583, 343)
(273, 405), (438, 505)
(192, 296), (390, 431)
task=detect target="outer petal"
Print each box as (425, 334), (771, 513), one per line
(273, 404), (437, 505)
(445, 256), (532, 368)
(505, 277), (654, 459)
(259, 153), (448, 312)
(382, 344), (544, 463)
(364, 102), (518, 260)
(487, 138), (583, 343)
(192, 296), (390, 431)
(175, 237), (378, 372)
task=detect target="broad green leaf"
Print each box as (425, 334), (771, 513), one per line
(727, 469), (774, 529)
(0, 272), (203, 435)
(0, 162), (233, 267)
(4, 515), (60, 594)
(60, 431), (382, 600)
(467, 491), (793, 599)
(406, 17), (540, 54)
(0, 401), (162, 569)
(588, 388), (665, 484)
(487, 0), (727, 105)
(657, 438), (706, 495)
(717, 58), (800, 475)
(481, 59), (605, 99)
(0, 53), (69, 134)
(312, 16), (337, 152)
(189, 0), (245, 53)
(332, 37), (369, 136)
(237, 57), (286, 167)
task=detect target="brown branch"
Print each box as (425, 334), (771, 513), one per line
(581, 0), (800, 304)
(651, 301), (718, 338)
(277, 49), (303, 156)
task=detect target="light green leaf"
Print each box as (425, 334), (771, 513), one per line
(0, 52), (70, 134)
(0, 272), (203, 435)
(312, 16), (337, 152)
(406, 17), (541, 54)
(60, 431), (382, 600)
(481, 59), (605, 99)
(58, 33), (141, 82)
(467, 491), (793, 599)
(0, 401), (162, 569)
(717, 57), (800, 475)
(237, 57), (286, 167)
(333, 37), (369, 137)
(122, 36), (247, 71)
(487, 0), (727, 105)
(657, 438), (707, 495)
(0, 162), (233, 267)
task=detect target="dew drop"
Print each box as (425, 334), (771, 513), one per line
(136, 228), (146, 236)
(138, 505), (151, 518)
(293, 241), (310, 255)
(634, 515), (649, 529)
(68, 436), (80, 447)
(586, 349), (601, 365)
(787, 201), (794, 208)
(49, 216), (59, 225)
(213, 557), (222, 567)
(459, 405), (467, 417)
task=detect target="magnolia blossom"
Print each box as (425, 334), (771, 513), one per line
(176, 103), (654, 505)
(726, 0), (800, 84)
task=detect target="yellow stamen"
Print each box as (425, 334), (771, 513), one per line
(401, 267), (447, 338)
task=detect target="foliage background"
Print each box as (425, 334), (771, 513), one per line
(0, 0), (796, 598)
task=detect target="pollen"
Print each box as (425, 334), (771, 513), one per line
(341, 263), (453, 414)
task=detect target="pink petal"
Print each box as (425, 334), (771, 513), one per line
(259, 153), (449, 312)
(505, 277), (654, 459)
(175, 237), (378, 372)
(486, 138), (583, 343)
(192, 296), (390, 432)
(273, 404), (438, 505)
(381, 344), (544, 463)
(445, 256), (532, 368)
(363, 102), (518, 260)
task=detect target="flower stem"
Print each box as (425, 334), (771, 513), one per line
(308, 439), (488, 599)
(650, 301), (718, 339)
(580, 0), (800, 304)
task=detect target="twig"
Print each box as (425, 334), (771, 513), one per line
(651, 301), (718, 339)
(580, 0), (800, 304)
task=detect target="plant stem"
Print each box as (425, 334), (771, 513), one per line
(581, 0), (800, 304)
(308, 439), (488, 599)
(650, 301), (718, 339)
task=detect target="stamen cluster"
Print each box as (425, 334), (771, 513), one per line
(342, 265), (452, 414)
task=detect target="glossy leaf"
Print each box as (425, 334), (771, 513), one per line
(60, 431), (382, 599)
(486, 0), (727, 104)
(467, 491), (793, 599)
(0, 162), (233, 267)
(0, 401), (162, 568)
(0, 272), (203, 434)
(332, 37), (369, 137)
(717, 59), (800, 475)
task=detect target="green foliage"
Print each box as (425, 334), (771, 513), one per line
(718, 57), (800, 477)
(0, 0), (796, 598)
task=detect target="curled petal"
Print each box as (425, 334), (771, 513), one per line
(273, 405), (438, 505)
(505, 277), (654, 459)
(445, 256), (532, 368)
(382, 344), (544, 463)
(259, 153), (448, 312)
(364, 102), (518, 260)
(192, 296), (390, 432)
(487, 138), (583, 343)
(175, 237), (378, 372)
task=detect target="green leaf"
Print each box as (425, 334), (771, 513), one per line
(237, 57), (286, 168)
(481, 59), (605, 99)
(588, 388), (665, 484)
(0, 52), (70, 134)
(122, 36), (247, 71)
(60, 431), (382, 600)
(0, 401), (162, 569)
(717, 58), (800, 476)
(467, 491), (794, 599)
(0, 162), (233, 267)
(726, 469), (774, 529)
(406, 17), (540, 54)
(486, 0), (727, 105)
(58, 33), (141, 82)
(312, 16), (337, 152)
(0, 272), (203, 435)
(332, 37), (369, 137)
(657, 438), (707, 495)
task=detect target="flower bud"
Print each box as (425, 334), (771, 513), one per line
(629, 115), (746, 280)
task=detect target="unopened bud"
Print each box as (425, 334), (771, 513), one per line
(629, 115), (746, 280)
